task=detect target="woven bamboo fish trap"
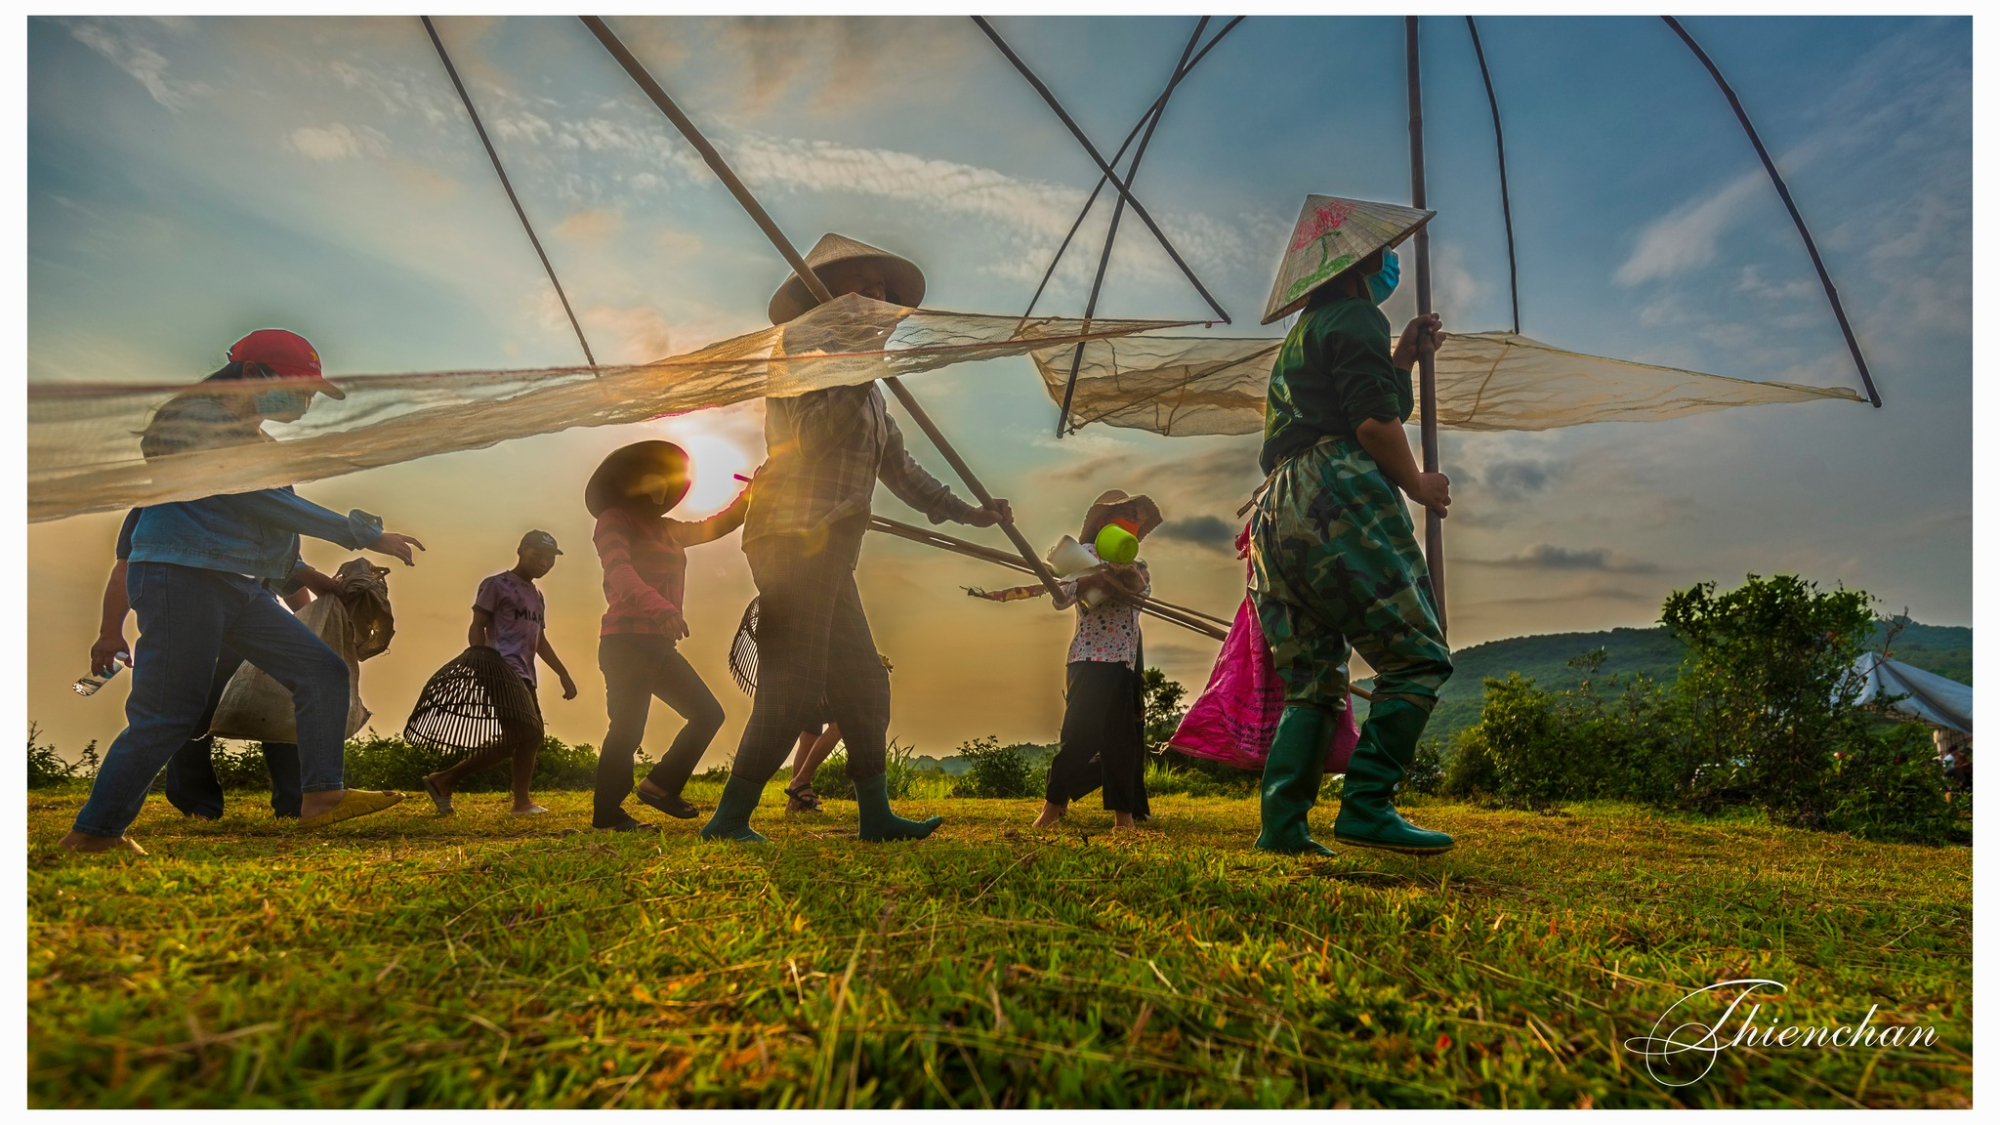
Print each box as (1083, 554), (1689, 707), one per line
(728, 597), (761, 696)
(404, 645), (542, 757)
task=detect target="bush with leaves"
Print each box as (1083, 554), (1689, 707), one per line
(1140, 667), (1188, 752)
(810, 738), (920, 801)
(27, 724), (85, 789)
(1662, 574), (1877, 829)
(1826, 721), (1969, 845)
(949, 736), (1037, 798)
(338, 733), (605, 792)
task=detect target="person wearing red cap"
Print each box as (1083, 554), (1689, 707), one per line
(60, 330), (426, 855)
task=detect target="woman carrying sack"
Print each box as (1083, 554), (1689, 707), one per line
(587, 441), (748, 831)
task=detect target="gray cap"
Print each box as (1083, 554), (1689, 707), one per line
(519, 529), (562, 555)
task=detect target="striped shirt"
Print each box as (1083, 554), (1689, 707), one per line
(594, 495), (748, 637)
(745, 383), (973, 544)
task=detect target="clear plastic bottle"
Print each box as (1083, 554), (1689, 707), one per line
(73, 653), (130, 697)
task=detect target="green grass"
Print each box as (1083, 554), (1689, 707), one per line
(28, 784), (1970, 1108)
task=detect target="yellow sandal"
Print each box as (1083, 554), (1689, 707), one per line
(298, 790), (405, 828)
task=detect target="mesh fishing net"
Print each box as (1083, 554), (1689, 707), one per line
(27, 294), (1189, 523)
(1031, 330), (1863, 438)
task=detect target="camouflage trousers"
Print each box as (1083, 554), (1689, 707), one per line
(1250, 437), (1453, 714)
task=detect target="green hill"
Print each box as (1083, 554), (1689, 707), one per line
(1393, 618), (1970, 746)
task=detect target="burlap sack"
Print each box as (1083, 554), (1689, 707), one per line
(209, 560), (391, 742)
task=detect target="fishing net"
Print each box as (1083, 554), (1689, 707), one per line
(27, 294), (1190, 523)
(403, 644), (544, 756)
(1031, 330), (1863, 437)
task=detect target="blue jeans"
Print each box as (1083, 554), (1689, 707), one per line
(163, 648), (304, 819)
(73, 563), (350, 838)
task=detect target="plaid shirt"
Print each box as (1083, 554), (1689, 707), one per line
(745, 383), (973, 544)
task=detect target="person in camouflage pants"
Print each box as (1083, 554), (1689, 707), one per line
(1249, 206), (1456, 857)
(1252, 437), (1452, 716)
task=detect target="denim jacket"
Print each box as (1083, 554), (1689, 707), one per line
(127, 488), (383, 582)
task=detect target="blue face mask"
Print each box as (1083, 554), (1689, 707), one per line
(253, 386), (313, 417)
(1365, 249), (1400, 304)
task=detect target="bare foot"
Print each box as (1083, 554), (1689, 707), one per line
(1114, 811), (1136, 829)
(1031, 801), (1065, 830)
(509, 803), (549, 816)
(58, 831), (145, 855)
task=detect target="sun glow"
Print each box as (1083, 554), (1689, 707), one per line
(646, 417), (757, 517)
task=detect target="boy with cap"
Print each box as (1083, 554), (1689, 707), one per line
(60, 329), (423, 854)
(1250, 196), (1456, 857)
(422, 530), (577, 816)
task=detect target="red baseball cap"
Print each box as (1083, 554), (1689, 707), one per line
(227, 329), (345, 400)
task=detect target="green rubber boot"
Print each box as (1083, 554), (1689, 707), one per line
(698, 774), (769, 843)
(1254, 705), (1337, 857)
(855, 773), (942, 841)
(1333, 699), (1454, 855)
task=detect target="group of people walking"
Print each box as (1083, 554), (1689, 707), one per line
(61, 196), (1458, 860)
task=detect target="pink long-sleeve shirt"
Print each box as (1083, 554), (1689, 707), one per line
(593, 494), (748, 637)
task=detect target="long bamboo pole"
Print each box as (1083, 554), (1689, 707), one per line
(423, 16), (596, 369)
(1661, 16), (1880, 408)
(867, 514), (1232, 629)
(1406, 16), (1447, 636)
(1053, 18), (1207, 437)
(580, 16), (1068, 603)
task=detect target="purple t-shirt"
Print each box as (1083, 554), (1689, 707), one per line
(475, 570), (546, 686)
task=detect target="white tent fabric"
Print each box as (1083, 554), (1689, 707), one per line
(27, 295), (1188, 523)
(1031, 330), (1863, 437)
(1854, 654), (1972, 733)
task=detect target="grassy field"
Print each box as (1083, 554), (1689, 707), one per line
(28, 781), (1971, 1108)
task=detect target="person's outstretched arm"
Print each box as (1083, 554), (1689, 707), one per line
(669, 488), (751, 547)
(877, 414), (1013, 527)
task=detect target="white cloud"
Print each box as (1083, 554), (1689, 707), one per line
(286, 122), (390, 163)
(1614, 168), (1765, 286)
(68, 18), (206, 110)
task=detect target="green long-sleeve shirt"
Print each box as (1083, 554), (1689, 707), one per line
(1259, 291), (1414, 475)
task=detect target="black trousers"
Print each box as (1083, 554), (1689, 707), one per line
(163, 648), (303, 819)
(594, 633), (726, 825)
(1045, 660), (1150, 816)
(733, 518), (893, 784)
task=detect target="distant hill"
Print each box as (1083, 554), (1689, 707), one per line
(1400, 618), (1971, 746)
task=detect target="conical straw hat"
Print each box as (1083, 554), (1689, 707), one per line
(1260, 196), (1435, 325)
(768, 232), (927, 325)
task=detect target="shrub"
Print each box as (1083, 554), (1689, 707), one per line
(340, 732), (603, 792)
(1827, 722), (1971, 845)
(1141, 667), (1188, 752)
(1662, 574), (1875, 829)
(27, 724), (82, 789)
(1146, 750), (1260, 797)
(1405, 738), (1447, 796)
(811, 738), (919, 800)
(950, 736), (1037, 798)
(1438, 724), (1498, 799)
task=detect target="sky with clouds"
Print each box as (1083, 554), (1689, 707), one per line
(27, 15), (1971, 765)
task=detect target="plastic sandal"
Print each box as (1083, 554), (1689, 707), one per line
(298, 790), (405, 829)
(785, 784), (823, 813)
(422, 775), (453, 816)
(635, 787), (700, 820)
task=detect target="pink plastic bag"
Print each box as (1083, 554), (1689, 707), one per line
(1166, 524), (1360, 772)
